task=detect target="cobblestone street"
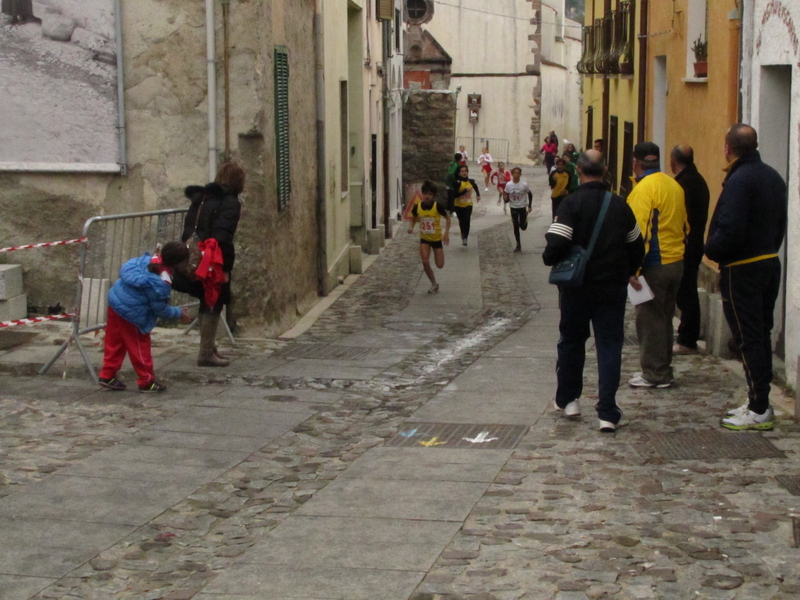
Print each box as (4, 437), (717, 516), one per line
(1, 168), (800, 600)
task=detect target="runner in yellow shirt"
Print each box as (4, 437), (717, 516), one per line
(408, 181), (451, 294)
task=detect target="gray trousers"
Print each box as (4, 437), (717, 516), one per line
(635, 260), (684, 384)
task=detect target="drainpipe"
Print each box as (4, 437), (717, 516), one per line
(221, 0), (231, 159)
(637, 0), (649, 143)
(314, 0), (329, 296)
(113, 0), (127, 175)
(206, 0), (218, 181)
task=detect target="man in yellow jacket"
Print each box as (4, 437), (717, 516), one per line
(626, 142), (688, 388)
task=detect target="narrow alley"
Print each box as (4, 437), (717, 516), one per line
(1, 168), (799, 600)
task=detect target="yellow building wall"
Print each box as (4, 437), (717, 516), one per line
(582, 0), (642, 193)
(645, 0), (740, 225)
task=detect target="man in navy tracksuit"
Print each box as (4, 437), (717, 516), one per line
(705, 125), (787, 431)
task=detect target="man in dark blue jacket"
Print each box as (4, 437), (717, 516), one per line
(671, 145), (710, 354)
(705, 124), (787, 431)
(544, 151), (644, 432)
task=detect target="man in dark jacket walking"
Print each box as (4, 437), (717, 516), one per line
(670, 145), (710, 354)
(705, 125), (787, 431)
(543, 151), (645, 432)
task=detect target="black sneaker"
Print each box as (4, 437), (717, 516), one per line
(139, 381), (167, 393)
(98, 377), (126, 391)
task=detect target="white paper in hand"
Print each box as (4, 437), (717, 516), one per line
(628, 276), (655, 305)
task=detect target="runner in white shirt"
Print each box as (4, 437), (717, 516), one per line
(478, 147), (494, 191)
(503, 167), (533, 253)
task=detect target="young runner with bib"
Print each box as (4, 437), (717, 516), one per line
(408, 181), (451, 294)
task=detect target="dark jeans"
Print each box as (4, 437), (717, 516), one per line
(551, 195), (566, 220)
(446, 188), (456, 213)
(172, 271), (230, 314)
(676, 260), (701, 348)
(510, 207), (528, 246)
(555, 281), (628, 424)
(720, 257), (781, 413)
(453, 205), (473, 240)
(635, 260), (683, 384)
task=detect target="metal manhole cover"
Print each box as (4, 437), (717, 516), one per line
(387, 423), (527, 449)
(777, 475), (800, 496)
(277, 344), (372, 361)
(646, 430), (785, 460)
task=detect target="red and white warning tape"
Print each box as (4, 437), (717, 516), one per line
(0, 237), (87, 253)
(0, 314), (75, 328)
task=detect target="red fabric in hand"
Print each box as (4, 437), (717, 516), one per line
(195, 239), (226, 308)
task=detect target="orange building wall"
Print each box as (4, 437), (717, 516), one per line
(645, 0), (740, 228)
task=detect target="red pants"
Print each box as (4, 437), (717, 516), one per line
(99, 307), (155, 386)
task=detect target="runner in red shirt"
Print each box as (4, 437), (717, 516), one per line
(490, 162), (512, 214)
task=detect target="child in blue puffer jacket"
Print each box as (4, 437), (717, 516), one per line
(98, 242), (192, 393)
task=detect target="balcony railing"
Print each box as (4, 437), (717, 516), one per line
(577, 1), (634, 77)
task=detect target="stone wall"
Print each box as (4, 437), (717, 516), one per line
(402, 90), (456, 201)
(0, 0), (320, 336)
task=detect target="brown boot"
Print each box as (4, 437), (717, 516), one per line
(197, 313), (230, 367)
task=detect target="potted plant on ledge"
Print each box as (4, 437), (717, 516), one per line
(692, 35), (708, 78)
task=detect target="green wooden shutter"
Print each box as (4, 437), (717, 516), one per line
(376, 0), (393, 21)
(275, 47), (291, 211)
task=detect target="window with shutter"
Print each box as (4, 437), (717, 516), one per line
(274, 47), (291, 212)
(376, 0), (393, 21)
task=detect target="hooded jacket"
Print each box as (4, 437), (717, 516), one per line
(107, 254), (182, 334)
(182, 183), (241, 272)
(705, 150), (787, 267)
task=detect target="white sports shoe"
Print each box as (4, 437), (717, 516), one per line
(553, 398), (580, 417)
(599, 420), (616, 432)
(564, 399), (580, 417)
(721, 407), (774, 431)
(725, 402), (749, 417)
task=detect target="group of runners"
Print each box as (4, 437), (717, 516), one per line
(407, 147), (534, 294)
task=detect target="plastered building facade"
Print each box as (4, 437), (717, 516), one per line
(413, 0), (581, 166)
(741, 0), (799, 385)
(0, 0), (404, 336)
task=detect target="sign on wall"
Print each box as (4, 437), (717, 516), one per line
(0, 0), (122, 172)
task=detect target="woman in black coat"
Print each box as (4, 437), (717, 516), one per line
(173, 162), (243, 367)
(1, 0), (34, 24)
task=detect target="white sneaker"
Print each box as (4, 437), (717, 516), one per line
(628, 373), (672, 388)
(721, 407), (774, 431)
(553, 398), (580, 417)
(599, 420), (616, 432)
(725, 402), (749, 417)
(564, 399), (580, 417)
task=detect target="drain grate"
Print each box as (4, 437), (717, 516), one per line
(646, 430), (785, 460)
(623, 335), (638, 347)
(277, 344), (373, 361)
(387, 423), (527, 449)
(777, 475), (800, 497)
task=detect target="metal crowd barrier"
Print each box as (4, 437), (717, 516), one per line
(455, 137), (511, 164)
(40, 208), (234, 381)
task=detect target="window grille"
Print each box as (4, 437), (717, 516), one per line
(275, 47), (291, 211)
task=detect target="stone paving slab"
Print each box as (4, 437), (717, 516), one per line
(0, 516), (134, 550)
(442, 356), (558, 391)
(295, 478), (489, 521)
(146, 406), (311, 438)
(84, 443), (250, 469)
(125, 429), (274, 453)
(58, 457), (227, 484)
(340, 448), (510, 482)
(262, 360), (386, 380)
(204, 564), (425, 600)
(329, 328), (441, 349)
(0, 544), (96, 579)
(409, 393), (551, 425)
(242, 516), (461, 571)
(0, 476), (201, 525)
(0, 575), (52, 600)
